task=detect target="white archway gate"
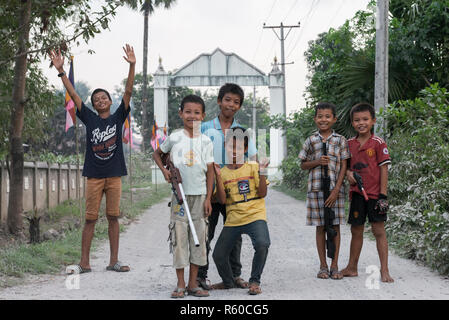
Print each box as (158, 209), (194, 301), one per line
(153, 48), (286, 176)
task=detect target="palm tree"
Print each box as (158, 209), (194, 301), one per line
(127, 0), (177, 152)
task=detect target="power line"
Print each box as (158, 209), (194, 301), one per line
(281, 0), (299, 22)
(252, 0), (279, 61)
(285, 0), (320, 60)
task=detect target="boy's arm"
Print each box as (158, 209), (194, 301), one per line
(324, 159), (347, 207)
(301, 157), (330, 170)
(379, 164), (388, 196)
(257, 159), (269, 198)
(50, 49), (82, 111)
(152, 147), (171, 182)
(213, 164), (227, 205)
(122, 44), (136, 109)
(204, 163), (214, 217)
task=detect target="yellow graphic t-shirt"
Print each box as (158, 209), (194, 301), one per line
(220, 163), (269, 227)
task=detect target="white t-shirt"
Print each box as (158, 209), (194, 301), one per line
(160, 129), (214, 195)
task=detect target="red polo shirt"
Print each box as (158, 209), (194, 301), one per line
(348, 134), (391, 199)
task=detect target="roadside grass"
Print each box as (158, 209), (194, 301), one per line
(272, 183), (307, 201)
(0, 180), (171, 288)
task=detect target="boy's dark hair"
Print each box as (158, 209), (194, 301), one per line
(180, 94), (206, 113)
(350, 102), (376, 121)
(225, 126), (249, 148)
(91, 88), (112, 107)
(218, 83), (244, 106)
(315, 102), (337, 117)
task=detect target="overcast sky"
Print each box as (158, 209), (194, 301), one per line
(42, 0), (371, 115)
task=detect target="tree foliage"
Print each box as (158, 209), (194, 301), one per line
(303, 0), (449, 137)
(382, 84), (449, 274)
(1, 0), (149, 234)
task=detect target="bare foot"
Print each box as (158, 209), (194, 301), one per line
(381, 270), (394, 283)
(341, 266), (358, 277)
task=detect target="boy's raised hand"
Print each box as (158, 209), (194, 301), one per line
(259, 158), (270, 175)
(49, 49), (64, 72)
(123, 44), (136, 65)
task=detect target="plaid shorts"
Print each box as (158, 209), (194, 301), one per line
(306, 191), (346, 226)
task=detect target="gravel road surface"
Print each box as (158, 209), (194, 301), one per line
(1, 188), (449, 300)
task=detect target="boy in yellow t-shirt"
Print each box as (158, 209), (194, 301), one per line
(211, 127), (270, 295)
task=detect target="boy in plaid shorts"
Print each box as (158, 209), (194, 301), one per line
(298, 102), (350, 280)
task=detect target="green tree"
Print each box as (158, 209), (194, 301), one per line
(0, 0), (142, 235)
(303, 0), (449, 138)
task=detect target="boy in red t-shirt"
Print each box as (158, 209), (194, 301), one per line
(341, 103), (394, 283)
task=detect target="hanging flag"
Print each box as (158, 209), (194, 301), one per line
(150, 119), (160, 151)
(65, 56), (75, 132)
(122, 113), (133, 147)
(161, 122), (168, 144)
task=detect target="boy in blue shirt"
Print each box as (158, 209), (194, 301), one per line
(198, 83), (257, 290)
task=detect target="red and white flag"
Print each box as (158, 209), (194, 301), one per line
(65, 56), (75, 132)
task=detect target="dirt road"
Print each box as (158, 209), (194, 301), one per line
(1, 188), (449, 300)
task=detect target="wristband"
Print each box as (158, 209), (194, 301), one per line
(378, 193), (387, 200)
(57, 71), (66, 77)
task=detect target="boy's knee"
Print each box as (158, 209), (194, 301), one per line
(350, 225), (364, 238)
(106, 215), (119, 222)
(254, 240), (270, 253)
(316, 226), (326, 234)
(371, 223), (386, 238)
(85, 218), (97, 225)
(212, 248), (223, 265)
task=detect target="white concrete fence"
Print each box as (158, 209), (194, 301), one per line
(0, 161), (85, 224)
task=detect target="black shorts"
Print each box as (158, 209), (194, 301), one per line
(348, 192), (387, 225)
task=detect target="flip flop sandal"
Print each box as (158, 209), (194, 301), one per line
(197, 277), (212, 290)
(187, 287), (210, 297)
(330, 268), (344, 280)
(210, 282), (233, 290)
(233, 277), (249, 288)
(171, 287), (186, 298)
(248, 283), (262, 295)
(66, 264), (91, 274)
(317, 267), (330, 279)
(106, 261), (130, 272)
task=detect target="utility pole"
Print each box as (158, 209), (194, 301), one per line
(374, 0), (389, 136)
(263, 22), (300, 157)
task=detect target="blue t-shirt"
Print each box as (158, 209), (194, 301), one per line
(76, 99), (130, 178)
(201, 116), (257, 167)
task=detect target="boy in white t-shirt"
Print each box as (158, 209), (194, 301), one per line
(153, 95), (214, 298)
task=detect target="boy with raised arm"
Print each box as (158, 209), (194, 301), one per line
(50, 44), (135, 274)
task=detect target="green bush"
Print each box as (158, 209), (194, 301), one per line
(381, 84), (449, 274)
